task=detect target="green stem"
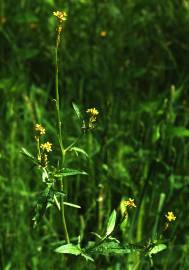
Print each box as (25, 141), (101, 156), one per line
(152, 193), (166, 240)
(55, 32), (70, 244)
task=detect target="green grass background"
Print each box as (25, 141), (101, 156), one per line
(1, 0), (189, 269)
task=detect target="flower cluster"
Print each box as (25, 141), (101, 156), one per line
(165, 211), (176, 222)
(53, 10), (67, 45)
(86, 108), (99, 116)
(124, 198), (136, 209)
(39, 141), (53, 168)
(34, 124), (53, 168)
(40, 142), (52, 153)
(53, 11), (67, 22)
(86, 108), (99, 129)
(34, 124), (45, 136)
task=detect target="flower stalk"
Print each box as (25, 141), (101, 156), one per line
(54, 10), (70, 244)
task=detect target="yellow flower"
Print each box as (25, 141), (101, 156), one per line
(85, 108), (99, 129)
(35, 124), (46, 135)
(100, 31), (107, 37)
(165, 211), (176, 222)
(40, 142), (52, 152)
(53, 11), (67, 22)
(124, 198), (136, 208)
(86, 108), (99, 116)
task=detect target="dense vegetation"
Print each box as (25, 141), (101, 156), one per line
(1, 0), (189, 269)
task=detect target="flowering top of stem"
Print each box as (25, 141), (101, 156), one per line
(86, 108), (99, 116)
(53, 11), (67, 22)
(85, 108), (99, 129)
(165, 211), (176, 222)
(124, 198), (136, 208)
(34, 124), (45, 136)
(40, 142), (52, 152)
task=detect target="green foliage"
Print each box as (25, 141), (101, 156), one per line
(89, 241), (141, 256)
(1, 0), (189, 269)
(106, 209), (117, 236)
(55, 244), (82, 255)
(32, 183), (54, 228)
(72, 103), (82, 121)
(53, 168), (88, 178)
(148, 244), (167, 255)
(70, 147), (88, 158)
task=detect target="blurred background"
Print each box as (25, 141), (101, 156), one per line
(1, 0), (189, 269)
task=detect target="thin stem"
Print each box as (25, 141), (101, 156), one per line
(55, 31), (70, 244)
(36, 137), (41, 161)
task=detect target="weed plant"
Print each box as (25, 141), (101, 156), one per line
(1, 1), (189, 270)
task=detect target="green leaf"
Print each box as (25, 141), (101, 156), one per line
(72, 103), (82, 120)
(4, 262), (11, 270)
(42, 169), (49, 183)
(44, 0), (54, 5)
(71, 147), (88, 158)
(55, 244), (82, 255)
(32, 184), (53, 228)
(149, 244), (167, 255)
(106, 209), (117, 236)
(81, 253), (94, 262)
(54, 168), (88, 178)
(21, 147), (35, 161)
(63, 202), (81, 208)
(167, 127), (189, 138)
(90, 241), (141, 255)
